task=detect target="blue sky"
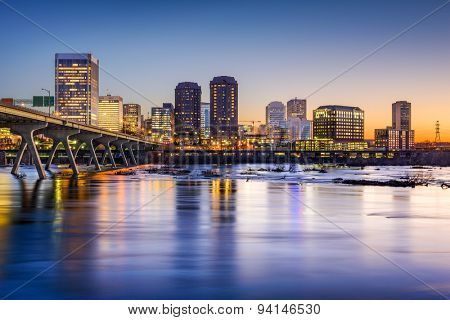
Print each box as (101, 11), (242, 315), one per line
(1, 0), (449, 139)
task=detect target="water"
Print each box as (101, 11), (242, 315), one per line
(0, 165), (449, 299)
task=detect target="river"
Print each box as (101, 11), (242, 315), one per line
(0, 165), (449, 299)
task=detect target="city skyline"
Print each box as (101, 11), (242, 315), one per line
(1, 0), (449, 141)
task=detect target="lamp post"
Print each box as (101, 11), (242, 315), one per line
(41, 88), (51, 116)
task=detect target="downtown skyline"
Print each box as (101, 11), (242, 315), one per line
(0, 0), (449, 141)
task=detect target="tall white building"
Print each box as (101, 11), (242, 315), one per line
(98, 95), (123, 132)
(266, 101), (286, 127)
(265, 101), (287, 140)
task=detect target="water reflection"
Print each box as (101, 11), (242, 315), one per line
(0, 166), (449, 299)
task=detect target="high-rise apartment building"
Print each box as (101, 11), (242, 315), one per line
(210, 76), (238, 140)
(313, 105), (364, 141)
(98, 95), (123, 132)
(287, 98), (307, 120)
(151, 103), (174, 143)
(200, 102), (211, 139)
(392, 101), (411, 130)
(55, 53), (99, 125)
(123, 103), (142, 135)
(174, 82), (202, 143)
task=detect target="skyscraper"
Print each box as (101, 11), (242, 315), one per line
(265, 101), (286, 138)
(313, 105), (364, 141)
(210, 76), (238, 140)
(151, 103), (174, 143)
(98, 95), (123, 132)
(200, 102), (211, 139)
(392, 101), (411, 130)
(287, 98), (307, 120)
(123, 103), (142, 135)
(55, 53), (99, 125)
(174, 82), (202, 143)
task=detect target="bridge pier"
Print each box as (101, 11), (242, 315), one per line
(45, 129), (80, 175)
(73, 132), (102, 171)
(8, 123), (48, 179)
(124, 141), (138, 166)
(111, 139), (130, 166)
(96, 136), (117, 168)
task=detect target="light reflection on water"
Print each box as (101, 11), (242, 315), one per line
(0, 166), (449, 299)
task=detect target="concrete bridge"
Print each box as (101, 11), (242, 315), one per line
(0, 103), (158, 179)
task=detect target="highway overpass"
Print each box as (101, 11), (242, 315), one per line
(0, 103), (157, 179)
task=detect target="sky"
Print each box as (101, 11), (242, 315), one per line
(0, 0), (449, 141)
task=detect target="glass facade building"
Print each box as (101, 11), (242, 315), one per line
(55, 53), (99, 125)
(210, 76), (238, 140)
(98, 95), (123, 132)
(313, 105), (364, 141)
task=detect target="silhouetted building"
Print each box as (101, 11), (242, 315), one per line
(55, 53), (99, 125)
(392, 101), (411, 130)
(287, 98), (307, 120)
(313, 105), (364, 141)
(98, 95), (123, 132)
(174, 82), (202, 143)
(123, 103), (142, 135)
(210, 76), (238, 139)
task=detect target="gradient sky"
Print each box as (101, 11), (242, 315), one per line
(1, 0), (449, 141)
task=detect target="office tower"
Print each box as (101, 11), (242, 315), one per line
(313, 105), (364, 141)
(266, 101), (286, 139)
(200, 102), (211, 139)
(210, 76), (238, 140)
(288, 118), (312, 140)
(151, 103), (174, 143)
(123, 103), (142, 135)
(375, 128), (415, 150)
(287, 98), (307, 120)
(98, 95), (123, 132)
(55, 53), (99, 125)
(392, 101), (411, 130)
(174, 82), (202, 143)
(375, 101), (414, 150)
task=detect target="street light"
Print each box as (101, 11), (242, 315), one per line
(41, 88), (51, 116)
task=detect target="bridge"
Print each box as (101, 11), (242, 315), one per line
(0, 103), (158, 179)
